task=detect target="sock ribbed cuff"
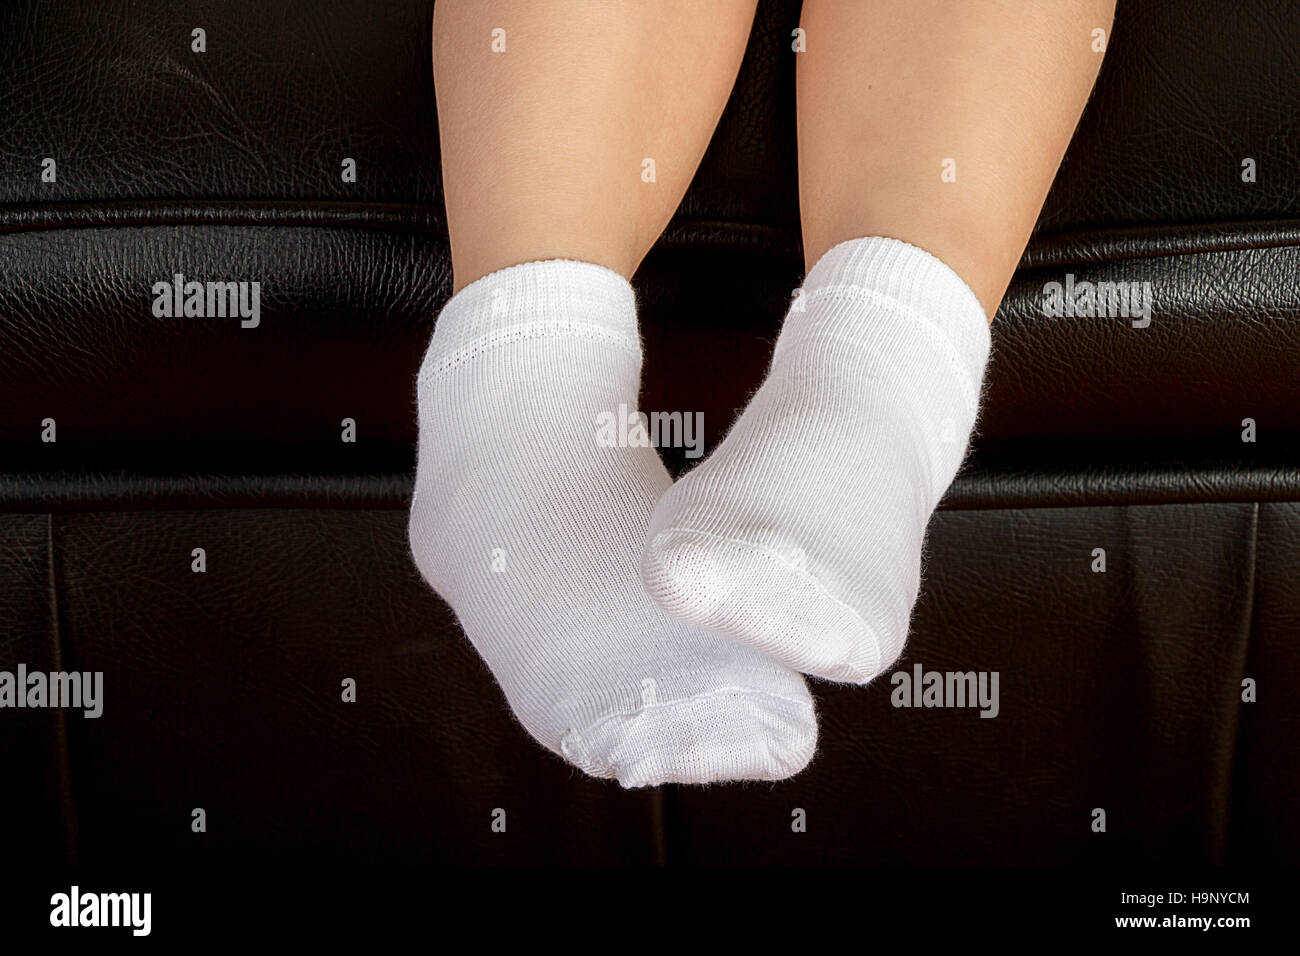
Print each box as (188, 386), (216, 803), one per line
(419, 258), (640, 383)
(792, 236), (991, 409)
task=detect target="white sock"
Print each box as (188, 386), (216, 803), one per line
(643, 237), (990, 683)
(408, 259), (817, 787)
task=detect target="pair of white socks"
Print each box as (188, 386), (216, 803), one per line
(408, 237), (990, 787)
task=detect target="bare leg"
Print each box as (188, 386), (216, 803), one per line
(797, 0), (1113, 316)
(434, 0), (760, 290)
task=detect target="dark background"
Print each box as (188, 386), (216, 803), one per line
(0, 0), (1297, 866)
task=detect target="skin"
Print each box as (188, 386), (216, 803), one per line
(797, 0), (1115, 319)
(433, 0), (760, 293)
(434, 0), (1115, 318)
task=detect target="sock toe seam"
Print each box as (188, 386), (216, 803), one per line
(568, 683), (816, 751)
(648, 526), (887, 672)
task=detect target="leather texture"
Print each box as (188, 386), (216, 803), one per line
(0, 0), (1296, 865)
(1229, 502), (1300, 864)
(3, 0), (1300, 450)
(2, 499), (1283, 865)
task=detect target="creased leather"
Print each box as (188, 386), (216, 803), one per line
(0, 0), (1296, 866)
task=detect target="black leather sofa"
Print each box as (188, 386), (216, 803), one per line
(2, 0), (1297, 867)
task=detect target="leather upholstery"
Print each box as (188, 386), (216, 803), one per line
(0, 0), (1296, 864)
(4, 0), (1300, 450)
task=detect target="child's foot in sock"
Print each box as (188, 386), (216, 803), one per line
(408, 259), (817, 787)
(643, 237), (990, 683)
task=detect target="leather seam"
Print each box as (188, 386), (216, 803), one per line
(4, 203), (1300, 266)
(45, 513), (79, 865)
